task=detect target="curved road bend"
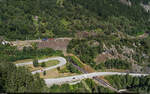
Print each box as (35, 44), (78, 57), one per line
(44, 72), (149, 87)
(15, 57), (67, 74)
(15, 57), (149, 92)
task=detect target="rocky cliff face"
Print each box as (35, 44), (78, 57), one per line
(140, 3), (150, 12)
(119, 0), (132, 6)
(120, 0), (150, 13)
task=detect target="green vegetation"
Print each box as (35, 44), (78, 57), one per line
(68, 56), (83, 68)
(33, 58), (39, 67)
(59, 66), (70, 73)
(57, 67), (60, 71)
(0, 44), (63, 62)
(96, 59), (131, 70)
(67, 39), (102, 68)
(43, 71), (46, 76)
(58, 62), (81, 74)
(0, 62), (47, 93)
(105, 75), (150, 93)
(41, 62), (46, 67)
(67, 34), (150, 71)
(0, 0), (150, 93)
(0, 0), (149, 40)
(66, 63), (81, 74)
(49, 78), (114, 93)
(41, 60), (59, 68)
(0, 44), (63, 92)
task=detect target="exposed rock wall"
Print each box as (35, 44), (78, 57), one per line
(119, 0), (132, 6)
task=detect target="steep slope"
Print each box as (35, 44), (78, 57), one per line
(0, 0), (149, 40)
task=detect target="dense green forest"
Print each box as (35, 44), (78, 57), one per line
(0, 0), (149, 40)
(0, 0), (150, 93)
(105, 75), (150, 93)
(0, 62), (47, 93)
(66, 62), (81, 74)
(0, 43), (63, 93)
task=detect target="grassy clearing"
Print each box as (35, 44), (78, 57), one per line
(26, 60), (59, 71)
(38, 56), (59, 60)
(43, 60), (59, 68)
(27, 65), (42, 71)
(40, 65), (78, 79)
(59, 65), (70, 73)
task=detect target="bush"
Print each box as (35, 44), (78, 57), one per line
(96, 59), (131, 70)
(66, 63), (81, 74)
(57, 67), (60, 71)
(41, 62), (46, 67)
(43, 71), (46, 76)
(33, 58), (39, 67)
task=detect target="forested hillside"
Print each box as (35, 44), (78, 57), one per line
(0, 0), (150, 93)
(0, 43), (62, 93)
(0, 0), (149, 40)
(67, 35), (150, 72)
(0, 62), (47, 93)
(105, 75), (150, 93)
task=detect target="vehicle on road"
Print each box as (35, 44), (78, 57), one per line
(42, 38), (48, 41)
(48, 38), (54, 40)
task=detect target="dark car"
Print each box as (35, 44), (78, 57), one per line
(73, 77), (76, 79)
(42, 38), (48, 41)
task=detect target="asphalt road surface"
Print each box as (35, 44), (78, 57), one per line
(44, 72), (149, 87)
(15, 57), (67, 74)
(15, 56), (149, 92)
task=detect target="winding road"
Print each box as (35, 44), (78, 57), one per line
(15, 57), (149, 90)
(44, 72), (149, 87)
(16, 57), (67, 74)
